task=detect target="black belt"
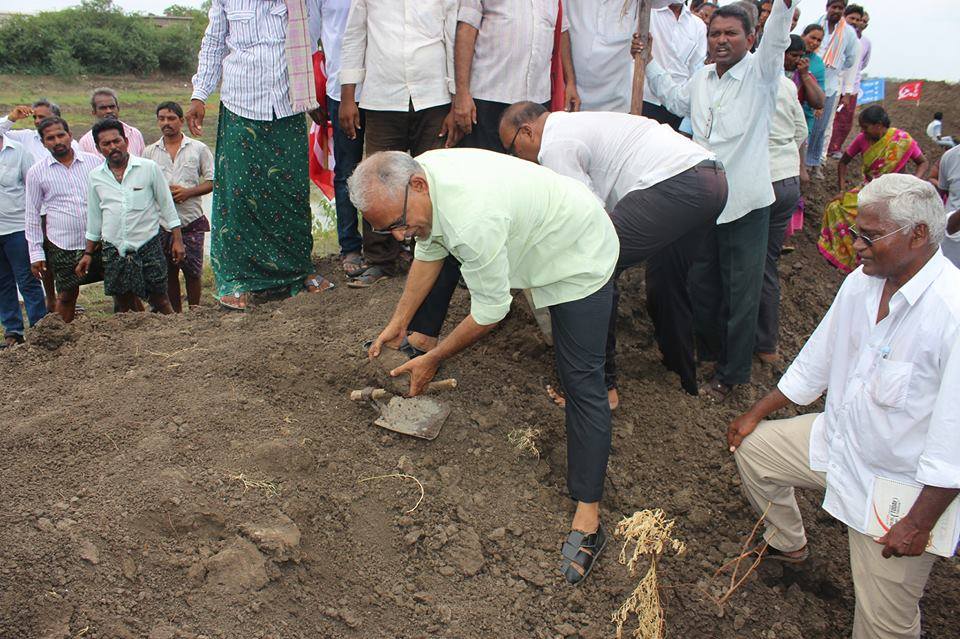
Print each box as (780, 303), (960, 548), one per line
(695, 159), (724, 172)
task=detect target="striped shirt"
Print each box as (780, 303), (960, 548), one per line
(78, 120), (146, 157)
(457, 0), (568, 105)
(24, 151), (103, 263)
(0, 117), (81, 164)
(192, 0), (323, 121)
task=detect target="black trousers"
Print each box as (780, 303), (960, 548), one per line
(641, 101), (684, 131)
(458, 99), (551, 153)
(756, 176), (802, 355)
(690, 206), (770, 386)
(408, 257), (614, 503)
(606, 161), (728, 395)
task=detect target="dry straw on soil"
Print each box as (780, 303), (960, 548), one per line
(612, 509), (686, 639)
(507, 427), (543, 459)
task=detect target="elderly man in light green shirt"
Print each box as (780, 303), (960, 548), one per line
(79, 119), (184, 314)
(353, 148), (618, 585)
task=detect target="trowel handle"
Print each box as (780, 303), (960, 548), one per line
(350, 388), (390, 401)
(427, 378), (458, 392)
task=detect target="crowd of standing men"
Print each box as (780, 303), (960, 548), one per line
(1, 0), (958, 635)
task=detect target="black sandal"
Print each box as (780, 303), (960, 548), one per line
(361, 336), (428, 360)
(560, 524), (607, 586)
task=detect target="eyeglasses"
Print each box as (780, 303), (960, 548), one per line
(850, 224), (910, 248)
(506, 125), (524, 156)
(372, 182), (410, 235)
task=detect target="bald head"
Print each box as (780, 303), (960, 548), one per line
(498, 102), (550, 162)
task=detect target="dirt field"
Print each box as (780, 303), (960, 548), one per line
(2, 81), (958, 639)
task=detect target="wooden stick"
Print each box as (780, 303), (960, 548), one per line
(630, 0), (653, 115)
(350, 378), (459, 401)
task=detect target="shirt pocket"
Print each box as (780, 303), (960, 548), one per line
(868, 359), (913, 411)
(129, 188), (154, 211)
(226, 10), (258, 49)
(409, 2), (444, 41)
(0, 163), (15, 188)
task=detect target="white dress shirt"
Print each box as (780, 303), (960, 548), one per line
(778, 252), (960, 542)
(769, 76), (808, 183)
(538, 111), (714, 213)
(315, 0), (359, 102)
(25, 151), (103, 263)
(458, 0), (568, 105)
(815, 15), (859, 97)
(648, 0), (794, 224)
(340, 0), (457, 112)
(0, 117), (80, 164)
(561, 0), (631, 112)
(643, 4), (707, 108)
(0, 136), (33, 235)
(78, 121), (146, 157)
(192, 0), (322, 121)
(142, 135), (215, 227)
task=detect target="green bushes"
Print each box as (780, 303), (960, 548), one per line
(0, 0), (205, 76)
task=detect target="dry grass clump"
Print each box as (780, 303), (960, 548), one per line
(612, 509), (686, 639)
(227, 472), (281, 497)
(507, 428), (543, 459)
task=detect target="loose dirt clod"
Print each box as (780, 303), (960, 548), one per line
(612, 509), (686, 639)
(357, 473), (425, 514)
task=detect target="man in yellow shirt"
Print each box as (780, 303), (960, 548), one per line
(354, 149), (618, 585)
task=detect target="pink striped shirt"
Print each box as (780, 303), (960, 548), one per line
(77, 120), (146, 157)
(24, 151), (103, 263)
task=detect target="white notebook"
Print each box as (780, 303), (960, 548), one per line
(866, 477), (959, 558)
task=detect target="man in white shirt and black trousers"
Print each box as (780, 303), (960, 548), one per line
(636, 0), (796, 400)
(499, 102), (727, 399)
(642, 1), (707, 130)
(728, 174), (960, 639)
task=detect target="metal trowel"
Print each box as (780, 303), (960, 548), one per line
(350, 379), (458, 440)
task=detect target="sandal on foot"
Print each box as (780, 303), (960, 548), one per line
(347, 265), (389, 288)
(560, 524), (607, 586)
(305, 274), (335, 293)
(756, 542), (809, 564)
(700, 377), (733, 402)
(341, 252), (367, 278)
(361, 336), (429, 360)
(218, 292), (248, 311)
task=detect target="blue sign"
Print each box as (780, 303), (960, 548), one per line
(858, 78), (885, 105)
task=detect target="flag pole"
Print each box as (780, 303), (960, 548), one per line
(630, 0), (653, 115)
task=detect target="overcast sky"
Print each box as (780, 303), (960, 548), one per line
(18, 0), (960, 82)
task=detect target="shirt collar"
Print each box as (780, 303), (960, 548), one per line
(895, 249), (947, 306)
(1, 135), (16, 150)
(151, 134), (193, 150)
(46, 149), (91, 166)
(710, 52), (752, 81)
(96, 154), (145, 174)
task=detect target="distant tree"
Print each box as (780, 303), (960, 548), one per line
(80, 0), (121, 14)
(164, 4), (204, 18)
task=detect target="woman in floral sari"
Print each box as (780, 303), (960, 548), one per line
(819, 106), (929, 271)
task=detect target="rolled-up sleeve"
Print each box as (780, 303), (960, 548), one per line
(455, 217), (512, 325)
(916, 329), (960, 488)
(457, 0), (482, 29)
(340, 0), (368, 85)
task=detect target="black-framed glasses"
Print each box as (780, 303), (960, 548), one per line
(506, 125), (524, 156)
(850, 224), (910, 248)
(372, 182), (410, 235)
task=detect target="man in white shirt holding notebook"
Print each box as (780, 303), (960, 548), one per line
(727, 173), (960, 639)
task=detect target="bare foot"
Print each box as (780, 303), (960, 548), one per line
(546, 385), (619, 410)
(406, 331), (438, 352)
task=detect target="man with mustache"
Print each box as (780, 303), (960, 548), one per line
(1, 100), (83, 310)
(77, 88), (146, 157)
(635, 0), (797, 401)
(25, 117), (104, 324)
(79, 119), (184, 314)
(144, 102), (214, 312)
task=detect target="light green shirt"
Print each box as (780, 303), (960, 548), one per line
(86, 156), (181, 256)
(415, 149), (618, 325)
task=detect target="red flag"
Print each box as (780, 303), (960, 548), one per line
(549, 1), (565, 112)
(309, 50), (335, 200)
(896, 81), (923, 102)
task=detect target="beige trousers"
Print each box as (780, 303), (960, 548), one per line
(733, 413), (938, 639)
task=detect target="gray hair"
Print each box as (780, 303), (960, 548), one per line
(32, 98), (61, 116)
(90, 87), (119, 110)
(347, 151), (424, 212)
(858, 174), (947, 245)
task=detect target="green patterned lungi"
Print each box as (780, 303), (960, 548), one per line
(210, 106), (314, 298)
